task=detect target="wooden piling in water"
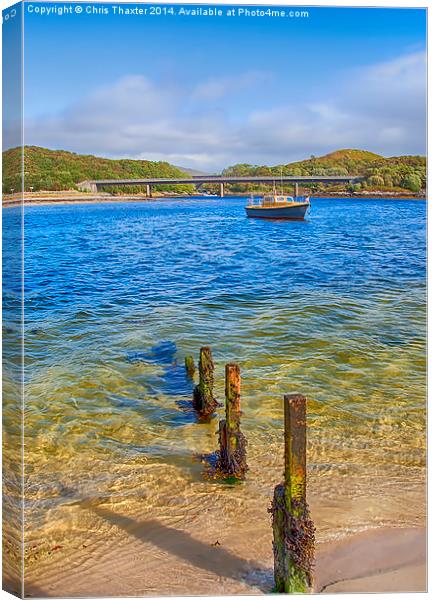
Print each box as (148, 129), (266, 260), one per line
(215, 364), (248, 479)
(184, 355), (195, 379)
(271, 394), (314, 593)
(193, 347), (217, 417)
(225, 364), (241, 449)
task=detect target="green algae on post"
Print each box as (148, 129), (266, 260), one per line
(184, 355), (195, 379)
(193, 347), (218, 417)
(270, 394), (315, 593)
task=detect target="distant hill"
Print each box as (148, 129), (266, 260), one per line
(2, 146), (193, 193)
(223, 149), (426, 194)
(316, 149), (383, 161)
(2, 146), (426, 194)
(175, 165), (210, 176)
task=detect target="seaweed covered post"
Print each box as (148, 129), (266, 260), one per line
(193, 347), (217, 417)
(216, 364), (248, 479)
(184, 355), (195, 379)
(225, 363), (241, 456)
(271, 394), (314, 593)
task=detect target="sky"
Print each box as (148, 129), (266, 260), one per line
(11, 2), (428, 171)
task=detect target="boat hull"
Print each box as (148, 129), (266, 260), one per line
(245, 202), (309, 220)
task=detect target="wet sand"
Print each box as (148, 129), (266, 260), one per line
(316, 527), (426, 593)
(2, 194), (156, 207)
(23, 516), (426, 597)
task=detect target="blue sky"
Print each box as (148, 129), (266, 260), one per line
(17, 3), (427, 170)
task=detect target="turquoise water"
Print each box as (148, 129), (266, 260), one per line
(8, 196), (426, 553)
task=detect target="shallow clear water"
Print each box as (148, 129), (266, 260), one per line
(12, 196), (426, 555)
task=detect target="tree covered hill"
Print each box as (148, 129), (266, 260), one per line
(2, 146), (193, 193)
(2, 146), (426, 194)
(223, 149), (426, 193)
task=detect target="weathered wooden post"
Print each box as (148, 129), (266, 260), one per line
(193, 347), (217, 417)
(215, 364), (248, 479)
(184, 355), (195, 379)
(271, 394), (314, 593)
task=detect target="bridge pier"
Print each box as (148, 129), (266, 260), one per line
(220, 182), (225, 197)
(294, 182), (299, 197)
(78, 181), (98, 193)
(146, 184), (152, 197)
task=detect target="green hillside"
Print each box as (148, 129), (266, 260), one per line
(2, 146), (426, 195)
(223, 149), (426, 194)
(2, 146), (194, 194)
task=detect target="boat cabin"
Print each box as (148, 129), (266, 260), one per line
(261, 194), (294, 206)
(262, 194), (293, 206)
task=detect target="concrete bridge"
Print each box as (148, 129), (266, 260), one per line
(78, 175), (360, 197)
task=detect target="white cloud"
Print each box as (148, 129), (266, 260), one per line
(24, 52), (426, 171)
(192, 71), (272, 101)
(344, 51), (426, 122)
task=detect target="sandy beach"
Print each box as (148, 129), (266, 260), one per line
(316, 527), (426, 593)
(21, 470), (426, 598)
(22, 521), (426, 597)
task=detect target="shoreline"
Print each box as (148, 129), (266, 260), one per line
(21, 525), (426, 597)
(2, 191), (426, 207)
(315, 526), (426, 593)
